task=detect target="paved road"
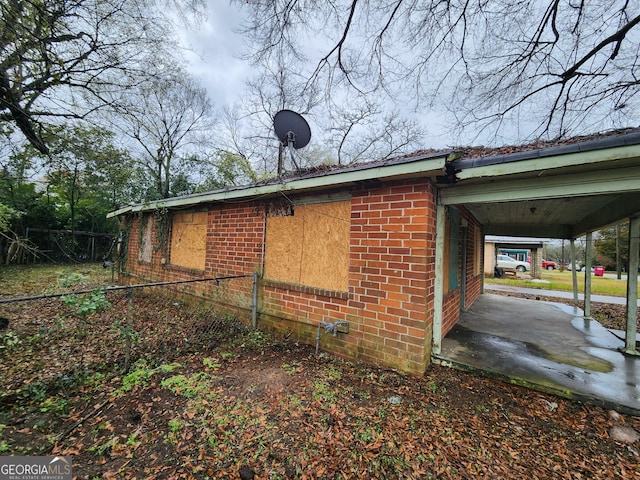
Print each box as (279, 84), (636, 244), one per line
(484, 283), (640, 306)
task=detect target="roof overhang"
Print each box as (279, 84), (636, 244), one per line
(108, 151), (451, 218)
(439, 130), (640, 239)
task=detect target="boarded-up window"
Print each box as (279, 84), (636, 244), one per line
(265, 200), (350, 291)
(169, 211), (208, 270)
(138, 215), (154, 263)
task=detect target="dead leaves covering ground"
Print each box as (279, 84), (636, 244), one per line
(0, 265), (639, 479)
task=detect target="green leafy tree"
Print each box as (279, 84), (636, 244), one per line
(0, 151), (59, 234)
(4, 124), (137, 257)
(595, 224), (630, 270)
(45, 126), (134, 239)
(192, 151), (258, 192)
(0, 202), (17, 231)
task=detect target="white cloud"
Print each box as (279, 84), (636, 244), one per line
(178, 1), (252, 107)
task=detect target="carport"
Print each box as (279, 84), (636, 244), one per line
(432, 129), (640, 410)
(435, 294), (640, 414)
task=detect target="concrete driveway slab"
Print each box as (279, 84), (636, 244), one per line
(435, 294), (640, 415)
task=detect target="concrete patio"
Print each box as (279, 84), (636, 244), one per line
(434, 293), (640, 415)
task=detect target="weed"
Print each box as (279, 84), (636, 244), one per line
(325, 364), (342, 381)
(58, 272), (88, 288)
(281, 361), (301, 375)
(61, 289), (111, 317)
(120, 360), (154, 392)
(18, 382), (48, 403)
(426, 380), (438, 393)
(126, 432), (141, 447)
(378, 405), (389, 419)
(86, 371), (107, 389)
(168, 418), (182, 432)
(312, 381), (337, 404)
(425, 379), (447, 394)
(0, 442), (8, 453)
(118, 361), (180, 394)
(239, 330), (271, 350)
(0, 331), (21, 351)
(111, 320), (140, 347)
(39, 397), (69, 416)
(92, 422), (110, 437)
(202, 357), (221, 370)
(207, 435), (219, 449)
(89, 437), (117, 456)
(161, 372), (214, 399)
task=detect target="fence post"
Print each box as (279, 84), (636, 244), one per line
(251, 272), (258, 329)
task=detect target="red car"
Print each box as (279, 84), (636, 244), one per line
(542, 260), (557, 270)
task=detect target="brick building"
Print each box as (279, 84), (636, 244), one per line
(109, 128), (640, 373)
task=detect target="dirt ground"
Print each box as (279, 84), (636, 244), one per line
(1, 265), (639, 479)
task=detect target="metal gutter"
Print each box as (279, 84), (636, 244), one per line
(107, 151), (451, 218)
(454, 130), (640, 180)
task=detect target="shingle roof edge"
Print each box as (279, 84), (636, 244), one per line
(454, 128), (640, 169)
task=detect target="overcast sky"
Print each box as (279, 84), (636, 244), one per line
(173, 1), (461, 152)
(178, 2), (250, 109)
(177, 1), (626, 153)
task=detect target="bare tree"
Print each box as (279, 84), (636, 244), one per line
(234, 1), (640, 143)
(226, 46), (423, 174)
(323, 99), (423, 165)
(0, 0), (205, 154)
(114, 75), (215, 199)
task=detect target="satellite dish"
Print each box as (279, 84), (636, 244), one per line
(273, 110), (311, 149)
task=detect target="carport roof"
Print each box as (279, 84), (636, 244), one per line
(440, 128), (640, 239)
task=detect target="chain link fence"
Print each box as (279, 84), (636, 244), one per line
(0, 274), (257, 407)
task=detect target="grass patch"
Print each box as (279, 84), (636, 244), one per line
(486, 270), (638, 297)
(0, 263), (113, 296)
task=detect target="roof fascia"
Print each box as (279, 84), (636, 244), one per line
(454, 144), (640, 181)
(107, 154), (449, 218)
(440, 164), (640, 205)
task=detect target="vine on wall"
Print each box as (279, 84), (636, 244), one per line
(154, 206), (170, 254)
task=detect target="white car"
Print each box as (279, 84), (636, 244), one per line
(496, 254), (530, 272)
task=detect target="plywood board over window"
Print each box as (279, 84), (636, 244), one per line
(265, 200), (350, 292)
(169, 211), (208, 270)
(138, 214), (154, 263)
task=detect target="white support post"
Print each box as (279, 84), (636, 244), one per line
(584, 232), (593, 318)
(432, 204), (446, 355)
(570, 239), (579, 306)
(624, 215), (639, 355)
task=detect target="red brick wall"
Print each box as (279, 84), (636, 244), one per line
(259, 179), (437, 374)
(463, 214), (483, 311)
(206, 205), (265, 277)
(121, 207), (262, 315)
(120, 178), (482, 375)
